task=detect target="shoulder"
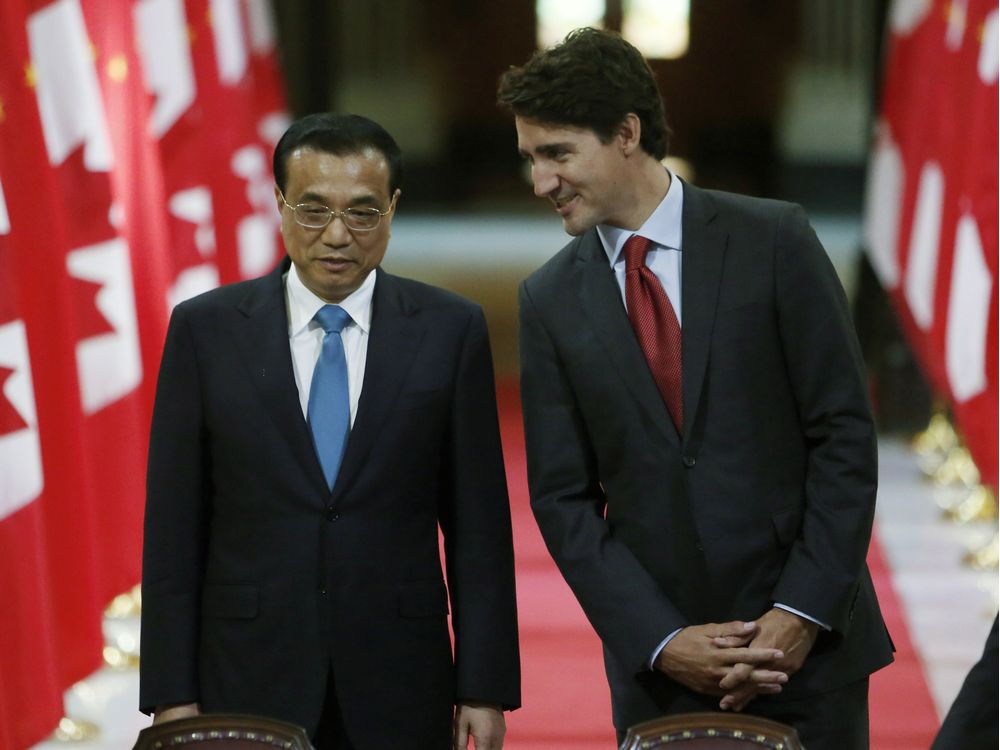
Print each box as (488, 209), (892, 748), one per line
(522, 234), (588, 294)
(379, 270), (483, 319)
(170, 274), (272, 319)
(684, 184), (819, 253)
(689, 183), (805, 226)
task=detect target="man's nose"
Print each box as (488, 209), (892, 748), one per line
(531, 164), (558, 198)
(321, 214), (352, 245)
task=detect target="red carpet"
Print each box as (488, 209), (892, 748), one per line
(495, 385), (940, 749)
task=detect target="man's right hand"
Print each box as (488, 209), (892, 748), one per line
(654, 621), (788, 698)
(152, 703), (201, 725)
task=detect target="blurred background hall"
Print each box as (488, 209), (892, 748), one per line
(0, 0), (996, 748)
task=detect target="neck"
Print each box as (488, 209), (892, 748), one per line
(618, 158), (671, 231)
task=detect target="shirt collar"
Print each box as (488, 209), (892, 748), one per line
(285, 263), (375, 337)
(597, 169), (684, 267)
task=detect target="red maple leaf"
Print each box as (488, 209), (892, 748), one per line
(70, 274), (116, 340)
(52, 146), (116, 248)
(0, 365), (29, 436)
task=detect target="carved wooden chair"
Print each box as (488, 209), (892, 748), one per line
(132, 714), (314, 750)
(619, 712), (805, 750)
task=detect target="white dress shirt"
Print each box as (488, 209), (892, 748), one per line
(597, 168), (684, 324)
(285, 263), (374, 425)
(594, 173), (829, 668)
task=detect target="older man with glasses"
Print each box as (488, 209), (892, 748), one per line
(139, 112), (520, 750)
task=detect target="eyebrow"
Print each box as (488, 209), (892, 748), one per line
(518, 142), (573, 159)
(297, 191), (384, 207)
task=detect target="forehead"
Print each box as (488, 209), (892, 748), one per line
(514, 117), (602, 152)
(283, 147), (390, 199)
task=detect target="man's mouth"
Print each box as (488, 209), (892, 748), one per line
(317, 256), (353, 272)
(553, 194), (579, 216)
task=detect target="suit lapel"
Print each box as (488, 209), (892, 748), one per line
(576, 232), (679, 447)
(330, 268), (423, 503)
(680, 182), (727, 445)
(233, 257), (329, 494)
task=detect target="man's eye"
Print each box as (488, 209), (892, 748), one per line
(347, 208), (380, 218)
(301, 205), (328, 215)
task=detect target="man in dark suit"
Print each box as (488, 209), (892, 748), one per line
(140, 113), (520, 749)
(498, 28), (892, 749)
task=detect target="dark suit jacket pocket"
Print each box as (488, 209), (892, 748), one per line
(771, 508), (802, 547)
(394, 389), (445, 411)
(398, 581), (449, 618)
(202, 583), (259, 619)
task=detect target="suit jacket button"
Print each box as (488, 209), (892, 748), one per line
(682, 456), (696, 468)
(326, 506), (339, 521)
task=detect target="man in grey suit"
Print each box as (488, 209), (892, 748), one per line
(498, 28), (892, 749)
(140, 113), (519, 749)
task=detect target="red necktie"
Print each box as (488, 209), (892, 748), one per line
(623, 234), (683, 433)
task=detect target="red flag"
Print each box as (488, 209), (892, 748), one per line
(0, 0), (106, 744)
(22, 0), (154, 611)
(134, 0), (222, 308)
(0, 2), (289, 743)
(195, 0), (285, 283)
(865, 0), (999, 485)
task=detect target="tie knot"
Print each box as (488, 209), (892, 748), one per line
(622, 234), (652, 271)
(314, 304), (352, 334)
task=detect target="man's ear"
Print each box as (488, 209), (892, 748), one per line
(618, 113), (642, 156)
(274, 185), (285, 213)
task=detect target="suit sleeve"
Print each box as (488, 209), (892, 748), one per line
(139, 303), (210, 713)
(519, 282), (687, 674)
(770, 203), (879, 634)
(439, 308), (521, 710)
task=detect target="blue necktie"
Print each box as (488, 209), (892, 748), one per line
(308, 304), (352, 489)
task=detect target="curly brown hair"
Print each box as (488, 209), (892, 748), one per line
(497, 27), (670, 159)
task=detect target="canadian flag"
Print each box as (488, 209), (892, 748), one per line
(865, 0), (998, 485)
(196, 0), (286, 283)
(29, 0), (145, 412)
(0, 184), (43, 519)
(0, 0), (287, 743)
(0, 1), (105, 744)
(135, 0), (221, 309)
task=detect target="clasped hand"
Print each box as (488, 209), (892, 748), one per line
(655, 608), (819, 713)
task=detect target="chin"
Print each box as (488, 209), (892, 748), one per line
(561, 214), (596, 237)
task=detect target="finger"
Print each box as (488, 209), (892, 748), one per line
(719, 688), (752, 711)
(754, 683), (784, 694)
(718, 662), (753, 690)
(731, 646), (784, 663)
(711, 635), (754, 648)
(747, 668), (789, 685)
(731, 693), (754, 712)
(711, 620), (757, 638)
(454, 721), (468, 750)
(720, 681), (784, 710)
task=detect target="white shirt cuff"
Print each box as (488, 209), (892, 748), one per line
(774, 603), (831, 631)
(648, 627), (684, 670)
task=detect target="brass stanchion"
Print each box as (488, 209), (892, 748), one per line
(51, 585), (143, 740)
(963, 532), (999, 571)
(51, 718), (100, 742)
(103, 583), (142, 669)
(103, 584), (142, 670)
(912, 411), (959, 475)
(104, 584), (142, 619)
(949, 485), (999, 525)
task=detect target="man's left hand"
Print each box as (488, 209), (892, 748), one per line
(454, 702), (505, 749)
(718, 607), (820, 711)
